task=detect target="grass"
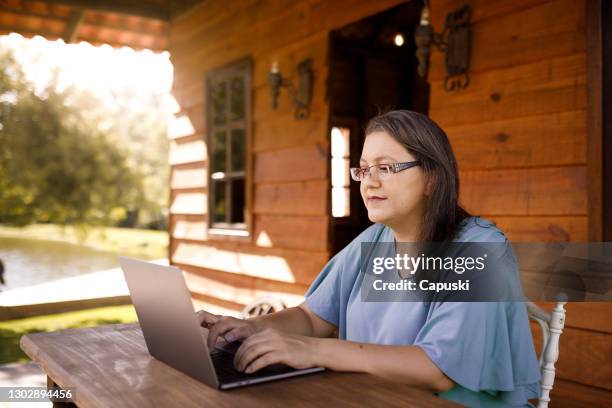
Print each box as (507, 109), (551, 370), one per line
(0, 223), (167, 259)
(0, 305), (138, 364)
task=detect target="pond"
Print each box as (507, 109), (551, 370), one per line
(0, 237), (121, 290)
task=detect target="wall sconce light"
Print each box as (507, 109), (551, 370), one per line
(268, 58), (313, 120)
(414, 3), (471, 91)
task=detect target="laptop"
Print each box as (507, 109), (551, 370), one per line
(118, 257), (324, 389)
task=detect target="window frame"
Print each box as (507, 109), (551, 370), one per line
(205, 57), (253, 240)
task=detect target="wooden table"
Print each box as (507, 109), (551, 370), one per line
(20, 323), (459, 407)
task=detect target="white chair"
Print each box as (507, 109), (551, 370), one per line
(526, 301), (567, 408)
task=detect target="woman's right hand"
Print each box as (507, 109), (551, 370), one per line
(196, 310), (260, 351)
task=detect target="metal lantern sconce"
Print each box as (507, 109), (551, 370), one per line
(415, 3), (471, 91)
(268, 58), (313, 120)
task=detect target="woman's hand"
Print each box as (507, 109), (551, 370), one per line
(196, 310), (260, 350)
(233, 328), (319, 373)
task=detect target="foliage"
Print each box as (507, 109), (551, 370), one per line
(0, 48), (167, 228)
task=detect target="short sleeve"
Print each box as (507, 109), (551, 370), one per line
(304, 249), (345, 327)
(304, 223), (386, 330)
(414, 217), (541, 402)
(413, 301), (541, 402)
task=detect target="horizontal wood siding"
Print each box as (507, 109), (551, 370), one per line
(430, 0), (611, 399)
(167, 0), (407, 313)
(168, 0), (609, 403)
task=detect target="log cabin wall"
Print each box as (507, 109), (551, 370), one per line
(429, 0), (612, 401)
(166, 0), (407, 314)
(167, 0), (610, 403)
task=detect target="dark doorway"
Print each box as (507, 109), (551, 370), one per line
(327, 1), (429, 256)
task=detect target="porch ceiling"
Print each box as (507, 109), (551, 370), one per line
(0, 0), (201, 52)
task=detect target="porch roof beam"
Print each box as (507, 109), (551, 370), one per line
(63, 7), (84, 44)
(44, 0), (170, 21)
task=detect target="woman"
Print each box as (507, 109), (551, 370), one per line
(198, 110), (541, 407)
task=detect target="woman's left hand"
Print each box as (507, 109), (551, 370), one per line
(233, 328), (319, 373)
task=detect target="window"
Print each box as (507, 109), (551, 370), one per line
(331, 126), (350, 217)
(206, 59), (251, 234)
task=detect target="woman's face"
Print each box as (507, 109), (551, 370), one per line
(359, 131), (428, 228)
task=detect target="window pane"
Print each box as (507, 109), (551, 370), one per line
(230, 128), (246, 172)
(206, 61), (251, 230)
(211, 130), (226, 173)
(229, 76), (245, 122)
(230, 178), (245, 223)
(213, 181), (227, 223)
(212, 81), (227, 126)
(331, 157), (349, 187)
(332, 187), (350, 218)
(331, 127), (350, 158)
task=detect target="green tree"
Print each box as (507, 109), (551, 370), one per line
(67, 85), (169, 228)
(0, 50), (144, 227)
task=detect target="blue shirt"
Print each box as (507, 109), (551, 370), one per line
(305, 217), (541, 407)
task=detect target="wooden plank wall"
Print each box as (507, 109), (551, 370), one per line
(429, 0), (612, 401)
(167, 0), (407, 315)
(168, 0), (610, 402)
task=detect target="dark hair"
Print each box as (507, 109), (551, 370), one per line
(365, 110), (471, 242)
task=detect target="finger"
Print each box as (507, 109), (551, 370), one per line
(207, 318), (242, 350)
(207, 318), (234, 350)
(233, 331), (270, 367)
(196, 310), (219, 326)
(196, 310), (209, 325)
(223, 324), (253, 343)
(244, 351), (281, 374)
(237, 328), (279, 356)
(236, 341), (275, 372)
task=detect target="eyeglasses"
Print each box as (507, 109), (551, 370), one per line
(349, 161), (421, 182)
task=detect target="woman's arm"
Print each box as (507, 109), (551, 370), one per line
(199, 301), (336, 350)
(315, 338), (455, 393)
(232, 303), (455, 393)
(251, 302), (336, 338)
(234, 332), (454, 393)
(203, 302), (454, 392)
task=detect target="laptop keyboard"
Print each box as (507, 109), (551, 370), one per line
(210, 348), (296, 384)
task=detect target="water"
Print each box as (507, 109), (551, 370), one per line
(0, 237), (120, 290)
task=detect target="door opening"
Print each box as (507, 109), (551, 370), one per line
(327, 1), (430, 256)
